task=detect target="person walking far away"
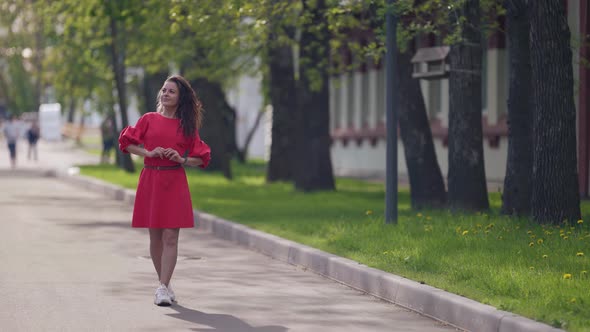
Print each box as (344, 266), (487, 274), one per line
(3, 114), (21, 168)
(26, 120), (40, 161)
(100, 117), (115, 164)
(118, 75), (210, 306)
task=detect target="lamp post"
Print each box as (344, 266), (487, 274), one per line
(385, 0), (398, 224)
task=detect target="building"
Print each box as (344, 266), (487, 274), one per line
(329, 1), (590, 196)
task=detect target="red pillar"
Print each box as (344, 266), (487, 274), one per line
(579, 0), (590, 197)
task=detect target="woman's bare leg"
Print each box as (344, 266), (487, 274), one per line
(149, 228), (164, 280)
(159, 228), (180, 286)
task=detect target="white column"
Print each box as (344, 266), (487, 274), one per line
(353, 71), (363, 129)
(377, 67), (386, 124)
(485, 48), (507, 125)
(367, 68), (378, 129)
(329, 78), (337, 131)
(339, 73), (349, 129)
(440, 78), (450, 127)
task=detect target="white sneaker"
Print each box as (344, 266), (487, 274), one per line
(154, 284), (172, 306)
(168, 285), (176, 302)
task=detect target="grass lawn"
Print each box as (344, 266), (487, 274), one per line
(80, 160), (590, 331)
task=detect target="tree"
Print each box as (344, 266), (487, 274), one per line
(266, 1), (297, 182)
(529, 1), (580, 223)
(0, 0), (43, 114)
(397, 43), (447, 209)
(447, 0), (489, 211)
(191, 78), (236, 179)
(105, 1), (135, 172)
(501, 0), (532, 216)
(293, 0), (335, 191)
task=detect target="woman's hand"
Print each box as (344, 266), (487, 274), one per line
(163, 148), (183, 163)
(146, 147), (164, 159)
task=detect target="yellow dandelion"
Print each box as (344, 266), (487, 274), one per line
(582, 271), (588, 276)
(426, 216), (431, 220)
(529, 242), (534, 247)
(563, 236), (569, 240)
(563, 273), (572, 280)
(537, 239), (544, 245)
(527, 230), (533, 235)
(417, 213), (423, 217)
(530, 235), (536, 239)
(542, 254), (548, 259)
(462, 230), (469, 236)
(485, 230), (490, 234)
(365, 210), (373, 216)
(529, 266), (535, 270)
(570, 298), (577, 303)
(577, 219), (584, 224)
(576, 252), (584, 257)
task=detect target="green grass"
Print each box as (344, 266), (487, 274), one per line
(80, 161), (590, 331)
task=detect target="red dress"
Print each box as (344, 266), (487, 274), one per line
(118, 112), (211, 228)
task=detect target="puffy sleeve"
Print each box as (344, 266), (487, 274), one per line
(189, 136), (211, 169)
(119, 115), (148, 153)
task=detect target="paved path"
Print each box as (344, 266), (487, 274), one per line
(0, 138), (98, 171)
(0, 139), (457, 332)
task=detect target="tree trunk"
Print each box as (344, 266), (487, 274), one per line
(529, 1), (580, 224)
(236, 110), (264, 163)
(109, 11), (134, 173)
(447, 0), (489, 211)
(33, 20), (44, 110)
(502, 0), (533, 216)
(293, 0), (335, 192)
(142, 71), (168, 114)
(66, 97), (76, 123)
(190, 78), (236, 179)
(396, 46), (446, 209)
(266, 38), (297, 182)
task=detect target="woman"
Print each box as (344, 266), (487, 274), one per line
(3, 114), (20, 168)
(119, 75), (210, 306)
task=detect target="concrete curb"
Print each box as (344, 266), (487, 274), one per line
(49, 170), (563, 332)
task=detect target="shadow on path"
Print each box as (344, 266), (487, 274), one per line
(167, 304), (289, 332)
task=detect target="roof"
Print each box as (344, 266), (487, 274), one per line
(411, 46), (450, 63)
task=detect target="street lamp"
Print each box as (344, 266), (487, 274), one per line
(385, 0), (398, 224)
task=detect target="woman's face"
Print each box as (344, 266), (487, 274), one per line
(160, 81), (180, 110)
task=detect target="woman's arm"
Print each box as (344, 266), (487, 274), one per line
(125, 144), (163, 158)
(162, 148), (203, 167)
(182, 157), (204, 167)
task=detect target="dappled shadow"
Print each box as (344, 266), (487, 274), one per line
(167, 304), (288, 332)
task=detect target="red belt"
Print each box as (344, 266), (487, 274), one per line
(144, 165), (182, 170)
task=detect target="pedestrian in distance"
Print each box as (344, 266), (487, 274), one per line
(100, 117), (115, 164)
(3, 114), (21, 168)
(26, 120), (40, 161)
(118, 75), (211, 306)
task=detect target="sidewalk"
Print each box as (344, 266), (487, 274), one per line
(0, 138), (563, 332)
(0, 139), (456, 331)
(0, 138), (98, 172)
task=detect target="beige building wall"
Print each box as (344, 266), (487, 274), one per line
(330, 3), (580, 186)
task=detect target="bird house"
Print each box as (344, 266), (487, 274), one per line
(411, 46), (450, 80)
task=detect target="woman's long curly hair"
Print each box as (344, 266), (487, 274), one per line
(156, 75), (204, 137)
